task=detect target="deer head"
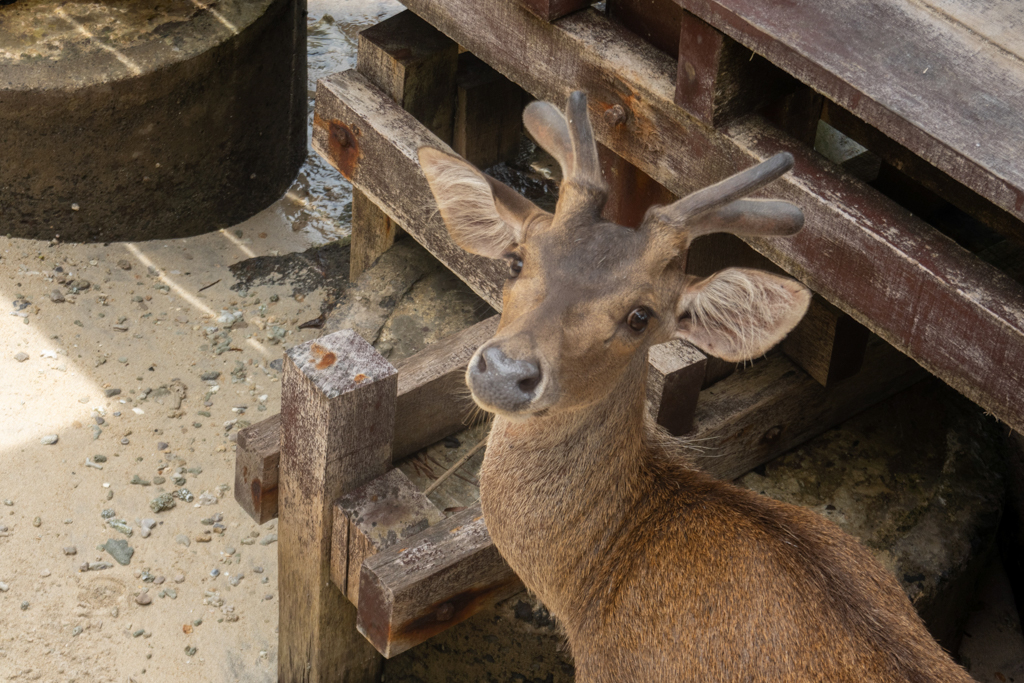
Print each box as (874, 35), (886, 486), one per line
(419, 92), (810, 419)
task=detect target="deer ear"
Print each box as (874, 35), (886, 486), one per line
(419, 147), (546, 259)
(674, 268), (811, 362)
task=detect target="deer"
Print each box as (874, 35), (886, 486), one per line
(418, 91), (972, 682)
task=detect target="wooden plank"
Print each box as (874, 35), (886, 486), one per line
(675, 8), (795, 127)
(350, 190), (399, 280)
(313, 72), (507, 309)
(598, 142), (677, 229)
(391, 314), (499, 459)
(356, 502), (523, 658)
(670, 0), (1024, 223)
(453, 52), (524, 170)
(234, 413), (281, 524)
(821, 102), (1024, 244)
(607, 0), (683, 58)
(694, 337), (925, 481)
(278, 331), (397, 683)
(647, 340), (706, 435)
(333, 468), (444, 606)
(392, 0), (1024, 432)
(781, 296), (869, 387)
(518, 0), (593, 22)
(351, 10), (458, 281)
(357, 10), (458, 143)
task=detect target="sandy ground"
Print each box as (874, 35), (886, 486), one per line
(1, 2), (1023, 682)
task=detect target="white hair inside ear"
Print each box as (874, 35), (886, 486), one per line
(675, 268), (811, 362)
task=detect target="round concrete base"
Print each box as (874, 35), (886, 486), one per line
(0, 0), (307, 242)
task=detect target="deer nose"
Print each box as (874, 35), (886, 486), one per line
(469, 346), (542, 410)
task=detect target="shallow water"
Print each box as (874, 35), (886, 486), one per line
(272, 0), (403, 245)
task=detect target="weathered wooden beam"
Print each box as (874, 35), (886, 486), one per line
(518, 0), (593, 22)
(675, 9), (795, 128)
(234, 316), (500, 525)
(356, 502), (523, 658)
(782, 296), (869, 387)
(350, 10), (458, 280)
(234, 412), (281, 524)
(394, 0), (1024, 432)
(278, 331), (397, 683)
(332, 468), (444, 606)
(607, 0), (683, 58)
(453, 52), (524, 170)
(598, 142), (677, 230)
(647, 340), (706, 435)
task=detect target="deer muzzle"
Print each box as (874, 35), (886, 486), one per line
(467, 345), (543, 413)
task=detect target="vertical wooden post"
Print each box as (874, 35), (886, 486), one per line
(453, 52), (524, 169)
(349, 11), (459, 280)
(598, 142), (677, 229)
(278, 331), (398, 683)
(675, 10), (795, 128)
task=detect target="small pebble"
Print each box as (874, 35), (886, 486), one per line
(258, 532), (277, 546)
(104, 388), (121, 398)
(94, 454), (107, 463)
(175, 535), (191, 548)
(63, 546), (77, 555)
(156, 441), (169, 451)
(185, 645), (197, 657)
(40, 569), (50, 577)
(72, 626), (82, 636)
(252, 566), (264, 574)
(174, 574), (185, 584)
(140, 527), (150, 539)
(32, 516), (41, 527)
(133, 629), (145, 638)
(135, 590), (152, 606)
(40, 435), (58, 445)
(0, 582), (8, 592)
(14, 352), (28, 362)
(228, 573), (243, 587)
(210, 568), (220, 578)
(20, 601), (29, 611)
(152, 476), (166, 485)
(154, 576), (165, 585)
(141, 518), (157, 529)
(103, 538), (134, 565)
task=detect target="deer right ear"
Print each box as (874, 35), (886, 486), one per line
(419, 147), (546, 259)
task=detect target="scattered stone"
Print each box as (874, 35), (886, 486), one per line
(49, 290), (65, 303)
(94, 454), (107, 463)
(101, 509), (116, 519)
(20, 601), (29, 611)
(195, 535), (211, 543)
(154, 575), (165, 585)
(40, 435), (58, 445)
(224, 547), (236, 556)
(80, 561), (112, 572)
(140, 527), (150, 539)
(40, 569), (50, 577)
(104, 388), (121, 398)
(63, 546), (77, 555)
(175, 535), (190, 548)
(156, 441), (169, 451)
(14, 352), (28, 362)
(108, 519), (132, 536)
(210, 568), (220, 577)
(141, 518), (156, 530)
(0, 582), (9, 592)
(164, 588), (177, 599)
(258, 532), (277, 546)
(32, 516), (41, 527)
(103, 538), (134, 565)
(72, 626), (83, 636)
(252, 566), (264, 574)
(228, 573), (243, 587)
(200, 371), (221, 381)
(85, 458), (103, 470)
(133, 629), (145, 638)
(117, 259), (132, 270)
(185, 645), (197, 657)
(174, 574), (185, 584)
(150, 493), (175, 512)
(183, 624), (193, 634)
(136, 590), (152, 606)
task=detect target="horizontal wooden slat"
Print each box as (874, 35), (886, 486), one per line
(673, 0), (1024, 224)
(393, 0), (1024, 432)
(356, 502), (523, 658)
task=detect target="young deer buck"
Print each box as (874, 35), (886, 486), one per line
(419, 92), (971, 682)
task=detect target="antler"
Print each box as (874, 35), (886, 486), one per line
(524, 91), (608, 220)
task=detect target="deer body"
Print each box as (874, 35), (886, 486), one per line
(419, 92), (972, 682)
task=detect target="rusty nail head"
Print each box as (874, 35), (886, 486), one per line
(604, 105), (627, 127)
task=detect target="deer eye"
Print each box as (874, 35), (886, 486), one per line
(627, 307), (650, 332)
(509, 256), (524, 278)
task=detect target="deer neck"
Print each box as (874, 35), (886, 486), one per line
(478, 352), (655, 614)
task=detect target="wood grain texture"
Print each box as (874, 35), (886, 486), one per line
(693, 337), (925, 481)
(313, 70), (508, 309)
(598, 142), (677, 229)
(357, 10), (458, 144)
(675, 8), (795, 128)
(278, 331), (397, 683)
(782, 296), (869, 387)
(350, 189), (398, 280)
(607, 0), (683, 58)
(454, 52), (524, 169)
(394, 0), (1024, 432)
(647, 340), (706, 435)
(821, 102), (1024, 244)
(333, 468), (444, 605)
(356, 502), (523, 658)
(518, 0), (593, 22)
(391, 315), (499, 459)
(234, 413), (281, 524)
(672, 0), (1024, 222)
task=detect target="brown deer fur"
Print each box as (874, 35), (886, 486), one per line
(418, 91), (972, 682)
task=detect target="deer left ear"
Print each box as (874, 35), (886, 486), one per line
(674, 268), (811, 362)
(419, 147), (547, 259)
